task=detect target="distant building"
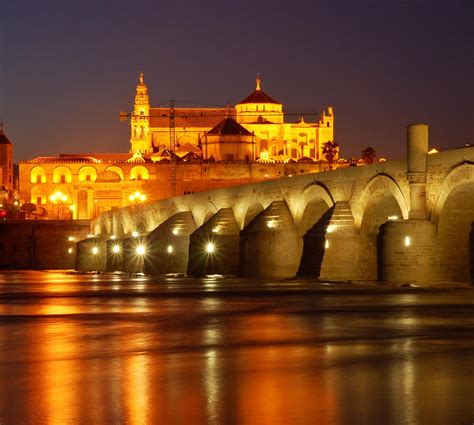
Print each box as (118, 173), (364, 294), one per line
(130, 72), (335, 162)
(0, 125), (14, 200)
(19, 73), (337, 220)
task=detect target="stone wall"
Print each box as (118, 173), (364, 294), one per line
(0, 220), (90, 269)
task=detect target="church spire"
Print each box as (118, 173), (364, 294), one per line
(256, 73), (261, 91)
(134, 71), (149, 106)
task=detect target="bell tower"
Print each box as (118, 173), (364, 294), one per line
(130, 72), (151, 153)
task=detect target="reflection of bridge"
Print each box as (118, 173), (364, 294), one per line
(76, 125), (474, 284)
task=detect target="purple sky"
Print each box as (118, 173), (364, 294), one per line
(1, 0), (472, 162)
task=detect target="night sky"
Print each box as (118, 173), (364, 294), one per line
(1, 0), (472, 162)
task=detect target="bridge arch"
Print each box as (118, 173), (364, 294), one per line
(355, 174), (408, 280)
(432, 162), (474, 281)
(242, 202), (265, 228)
(354, 174), (408, 228)
(294, 181), (335, 235)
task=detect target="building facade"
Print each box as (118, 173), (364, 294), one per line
(19, 73), (337, 220)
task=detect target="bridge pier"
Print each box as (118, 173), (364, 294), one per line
(75, 236), (107, 272)
(106, 238), (124, 272)
(380, 123), (438, 284)
(144, 212), (196, 275)
(187, 208), (240, 277)
(240, 201), (300, 278)
(319, 202), (359, 280)
(122, 234), (148, 274)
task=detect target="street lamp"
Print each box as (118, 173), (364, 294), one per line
(128, 190), (147, 205)
(49, 190), (70, 219)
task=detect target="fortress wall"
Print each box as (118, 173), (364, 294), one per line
(0, 220), (90, 269)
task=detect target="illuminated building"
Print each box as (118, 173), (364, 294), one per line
(0, 125), (14, 199)
(18, 73), (337, 220)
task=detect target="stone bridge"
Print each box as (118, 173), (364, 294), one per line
(76, 125), (474, 283)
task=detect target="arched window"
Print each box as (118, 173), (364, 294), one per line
(78, 166), (98, 182)
(130, 165), (149, 181)
(30, 166), (47, 184)
(53, 166), (72, 184)
(104, 166), (124, 181)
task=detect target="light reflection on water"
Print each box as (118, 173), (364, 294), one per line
(0, 271), (472, 425)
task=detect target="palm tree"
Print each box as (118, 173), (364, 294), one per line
(322, 141), (339, 168)
(361, 146), (377, 164)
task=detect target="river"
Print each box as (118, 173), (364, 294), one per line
(0, 271), (472, 424)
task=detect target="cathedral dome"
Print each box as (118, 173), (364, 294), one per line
(236, 75), (281, 105)
(208, 117), (253, 135)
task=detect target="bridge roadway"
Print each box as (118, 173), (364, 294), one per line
(76, 125), (474, 284)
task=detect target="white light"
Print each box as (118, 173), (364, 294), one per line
(136, 245), (146, 255)
(388, 215), (399, 221)
(267, 220), (276, 228)
(206, 242), (215, 254)
(325, 239), (330, 249)
(112, 244), (121, 253)
(67, 247), (73, 254)
(212, 226), (220, 233)
(110, 235), (116, 240)
(68, 236), (75, 242)
(87, 234), (95, 238)
(167, 245), (173, 253)
(132, 231), (139, 238)
(172, 229), (178, 235)
(92, 246), (99, 255)
(326, 225), (336, 233)
(404, 236), (411, 247)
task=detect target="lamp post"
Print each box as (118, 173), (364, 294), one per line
(128, 190), (147, 206)
(49, 190), (70, 219)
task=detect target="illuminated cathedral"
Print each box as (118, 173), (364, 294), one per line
(130, 72), (334, 162)
(19, 73), (336, 220)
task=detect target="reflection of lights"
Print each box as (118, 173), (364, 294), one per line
(172, 228), (178, 235)
(67, 247), (73, 254)
(167, 245), (173, 254)
(326, 225), (336, 233)
(112, 244), (121, 253)
(92, 246), (99, 255)
(388, 215), (398, 221)
(136, 245), (146, 255)
(404, 236), (411, 247)
(325, 239), (330, 249)
(206, 243), (215, 253)
(132, 231), (139, 238)
(267, 219), (276, 228)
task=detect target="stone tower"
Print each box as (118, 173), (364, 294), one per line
(0, 124), (13, 199)
(130, 72), (151, 154)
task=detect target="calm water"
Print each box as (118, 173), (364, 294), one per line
(0, 271), (473, 425)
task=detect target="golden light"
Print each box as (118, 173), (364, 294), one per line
(112, 244), (121, 253)
(212, 226), (220, 234)
(132, 231), (139, 238)
(404, 236), (411, 247)
(140, 194), (146, 202)
(325, 239), (330, 249)
(69, 205), (75, 211)
(167, 245), (173, 253)
(91, 246), (99, 255)
(136, 245), (146, 255)
(128, 194), (136, 201)
(172, 229), (179, 235)
(388, 215), (398, 221)
(67, 248), (73, 254)
(68, 236), (75, 242)
(206, 242), (215, 254)
(326, 225), (336, 233)
(267, 219), (276, 228)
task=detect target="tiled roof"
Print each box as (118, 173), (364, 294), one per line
(149, 107), (234, 128)
(237, 89), (280, 105)
(208, 117), (253, 136)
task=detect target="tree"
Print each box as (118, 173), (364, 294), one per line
(361, 146), (377, 164)
(322, 141), (339, 167)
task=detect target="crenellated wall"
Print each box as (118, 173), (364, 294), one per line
(76, 135), (474, 283)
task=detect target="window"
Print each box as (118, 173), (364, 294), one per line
(60, 175), (66, 183)
(86, 175), (91, 181)
(327, 122), (330, 127)
(37, 197), (42, 205)
(136, 175), (142, 180)
(36, 175), (41, 184)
